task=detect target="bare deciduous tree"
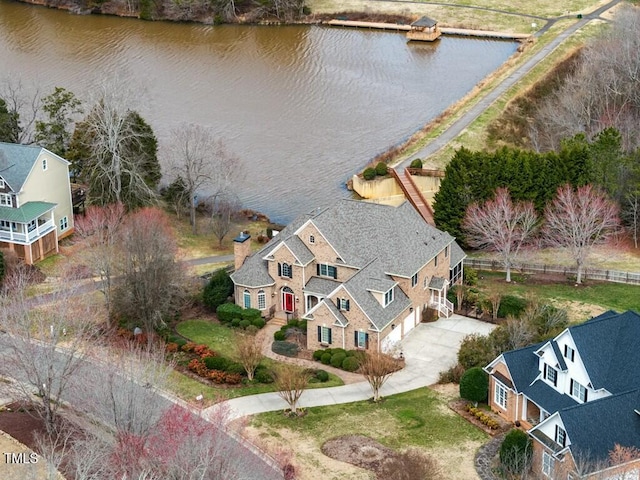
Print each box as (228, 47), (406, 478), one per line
(543, 184), (620, 284)
(463, 188), (538, 282)
(236, 333), (262, 381)
(113, 207), (185, 344)
(487, 290), (503, 322)
(0, 268), (100, 435)
(74, 202), (126, 324)
(274, 365), (310, 415)
(0, 77), (41, 144)
(209, 194), (240, 247)
(165, 123), (242, 234)
(503, 317), (534, 350)
(359, 351), (401, 402)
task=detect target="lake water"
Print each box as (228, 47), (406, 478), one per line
(0, 0), (518, 223)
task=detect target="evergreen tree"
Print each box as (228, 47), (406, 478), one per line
(0, 97), (20, 143)
(35, 87), (82, 157)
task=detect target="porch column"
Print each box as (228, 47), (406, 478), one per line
(521, 396), (527, 422)
(53, 211), (59, 253)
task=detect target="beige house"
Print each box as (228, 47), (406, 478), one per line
(0, 143), (74, 264)
(485, 310), (640, 479)
(231, 200), (465, 352)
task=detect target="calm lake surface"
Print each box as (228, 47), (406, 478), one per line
(0, 0), (518, 223)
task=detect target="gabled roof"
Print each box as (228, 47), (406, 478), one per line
(268, 235), (314, 265)
(558, 388), (640, 463)
(304, 277), (341, 297)
(0, 201), (56, 223)
(0, 143), (68, 192)
(450, 241), (466, 267)
(499, 342), (543, 392)
(570, 310), (640, 391)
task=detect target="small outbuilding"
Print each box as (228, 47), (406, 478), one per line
(407, 16), (441, 42)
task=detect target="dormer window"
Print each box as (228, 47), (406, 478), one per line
(555, 426), (566, 447)
(570, 380), (587, 402)
(384, 287), (394, 307)
(337, 298), (350, 311)
(411, 273), (418, 287)
(0, 193), (10, 207)
(544, 364), (558, 387)
(309, 235), (315, 244)
(318, 263), (337, 279)
(42, 158), (48, 171)
(564, 345), (575, 361)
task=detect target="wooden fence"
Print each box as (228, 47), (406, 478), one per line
(463, 258), (640, 286)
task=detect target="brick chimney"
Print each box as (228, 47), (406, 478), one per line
(233, 232), (251, 271)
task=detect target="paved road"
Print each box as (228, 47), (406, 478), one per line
(397, 0), (622, 170)
(209, 315), (496, 420)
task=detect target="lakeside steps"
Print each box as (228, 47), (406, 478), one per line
(326, 18), (531, 41)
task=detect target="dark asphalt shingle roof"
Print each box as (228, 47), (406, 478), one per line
(0, 142), (42, 191)
(411, 16), (438, 28)
(523, 380), (577, 413)
(500, 342), (543, 392)
(560, 388), (640, 463)
(550, 340), (568, 372)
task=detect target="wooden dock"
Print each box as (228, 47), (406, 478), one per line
(326, 19), (531, 41)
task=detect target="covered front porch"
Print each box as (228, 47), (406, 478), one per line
(0, 201), (58, 264)
(428, 276), (453, 317)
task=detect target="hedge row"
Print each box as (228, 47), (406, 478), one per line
(465, 404), (500, 430)
(273, 319), (307, 341)
(312, 348), (362, 372)
(216, 303), (266, 330)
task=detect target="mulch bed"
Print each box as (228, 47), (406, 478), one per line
(321, 435), (395, 475)
(449, 399), (511, 436)
(0, 403), (48, 451)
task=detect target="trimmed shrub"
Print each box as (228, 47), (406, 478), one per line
(465, 404), (500, 429)
(231, 318), (242, 328)
(274, 330), (286, 341)
(241, 308), (262, 323)
(409, 158), (423, 169)
(272, 341), (299, 357)
(298, 320), (307, 331)
(459, 367), (489, 405)
(216, 303), (243, 323)
(331, 348), (347, 357)
(204, 356), (229, 371)
(363, 167), (376, 180)
(375, 162), (388, 176)
(239, 319), (251, 330)
(202, 269), (234, 311)
(226, 362), (246, 376)
(498, 295), (528, 319)
(320, 352), (332, 365)
(342, 356), (360, 372)
(254, 369), (274, 384)
(315, 369), (329, 382)
(463, 268), (478, 286)
(251, 318), (266, 329)
(458, 334), (495, 370)
(330, 352), (347, 369)
(500, 429), (532, 475)
(312, 349), (326, 361)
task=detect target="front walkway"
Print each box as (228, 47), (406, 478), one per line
(205, 314), (495, 420)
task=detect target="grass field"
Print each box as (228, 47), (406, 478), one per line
(250, 386), (487, 479)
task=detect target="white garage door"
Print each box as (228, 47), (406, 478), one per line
(403, 310), (417, 336)
(382, 324), (402, 353)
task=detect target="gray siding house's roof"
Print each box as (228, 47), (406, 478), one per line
(0, 142), (43, 191)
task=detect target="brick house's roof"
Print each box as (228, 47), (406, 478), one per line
(232, 199), (459, 329)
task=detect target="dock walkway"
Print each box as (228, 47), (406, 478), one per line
(390, 168), (435, 225)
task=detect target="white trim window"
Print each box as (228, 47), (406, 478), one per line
(0, 178), (5, 189)
(309, 235), (315, 244)
(564, 345), (575, 362)
(42, 158), (48, 171)
(281, 262), (292, 278)
(494, 382), (508, 409)
(555, 426), (566, 447)
(384, 287), (394, 307)
(571, 380), (587, 402)
(544, 364), (558, 387)
(542, 451), (554, 477)
(337, 298), (350, 311)
(257, 290), (266, 310)
(0, 193), (11, 207)
(243, 290), (251, 309)
(445, 245), (449, 258)
(411, 273), (418, 288)
(60, 216), (69, 231)
(319, 325), (331, 345)
(356, 330), (368, 349)
(318, 263), (337, 279)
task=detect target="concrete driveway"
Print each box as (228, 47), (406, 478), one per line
(382, 315), (497, 396)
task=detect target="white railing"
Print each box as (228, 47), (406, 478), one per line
(0, 219), (55, 244)
(430, 299), (453, 318)
(464, 258), (640, 286)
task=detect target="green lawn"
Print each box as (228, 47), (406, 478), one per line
(253, 387), (487, 449)
(476, 271), (640, 314)
(170, 319), (344, 400)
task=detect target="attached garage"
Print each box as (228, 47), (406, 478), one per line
(403, 309), (418, 337)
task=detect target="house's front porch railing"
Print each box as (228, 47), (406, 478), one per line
(0, 218), (55, 244)
(430, 298), (454, 318)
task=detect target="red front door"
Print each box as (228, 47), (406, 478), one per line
(283, 291), (294, 313)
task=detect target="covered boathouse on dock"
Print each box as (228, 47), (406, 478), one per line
(407, 16), (441, 42)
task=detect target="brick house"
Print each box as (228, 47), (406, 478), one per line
(231, 200), (465, 352)
(0, 143), (74, 264)
(485, 310), (640, 479)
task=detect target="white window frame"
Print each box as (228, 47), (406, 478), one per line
(42, 158), (48, 171)
(545, 364), (557, 386)
(564, 345), (575, 362)
(356, 331), (367, 349)
(243, 290), (251, 309)
(60, 216), (68, 231)
(571, 380), (586, 402)
(0, 193), (11, 207)
(494, 382), (507, 409)
(257, 290), (266, 310)
(319, 263), (336, 278)
(0, 220), (17, 231)
(281, 262), (292, 278)
(27, 219), (36, 232)
(0, 178), (5, 189)
(384, 287), (394, 306)
(338, 298), (349, 311)
(542, 452), (554, 477)
(411, 273), (418, 288)
(556, 426), (566, 447)
(445, 245), (449, 258)
(320, 326), (330, 344)
(309, 235), (315, 244)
